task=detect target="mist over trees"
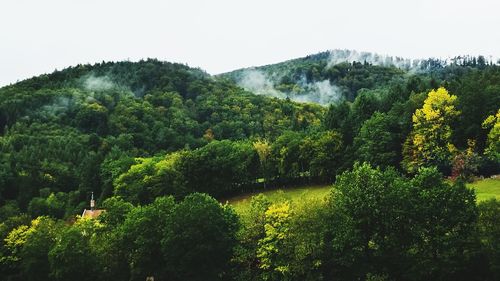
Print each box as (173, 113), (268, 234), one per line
(0, 54), (499, 280)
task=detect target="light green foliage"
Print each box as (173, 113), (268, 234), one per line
(3, 225), (29, 265)
(257, 201), (293, 280)
(482, 109), (500, 161)
(232, 194), (271, 280)
(2, 217), (60, 281)
(469, 177), (500, 202)
(114, 152), (186, 204)
(253, 139), (272, 186)
(229, 185), (330, 214)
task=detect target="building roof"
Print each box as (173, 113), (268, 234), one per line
(81, 209), (105, 219)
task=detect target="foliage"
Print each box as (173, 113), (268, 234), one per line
(403, 87), (460, 173)
(482, 109), (500, 161)
(257, 201), (293, 280)
(162, 193), (239, 281)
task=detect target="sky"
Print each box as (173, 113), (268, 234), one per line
(0, 0), (499, 87)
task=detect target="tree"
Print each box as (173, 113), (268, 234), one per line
(287, 197), (327, 280)
(309, 131), (343, 182)
(1, 217), (61, 281)
(162, 193), (239, 281)
(253, 139), (272, 188)
(408, 167), (481, 281)
(257, 201), (293, 281)
(478, 199), (500, 280)
(482, 109), (500, 161)
(324, 163), (414, 280)
(233, 194), (272, 280)
(120, 196), (175, 281)
(451, 140), (480, 182)
(354, 112), (402, 168)
(49, 219), (101, 281)
(18, 217), (60, 281)
(403, 87), (460, 173)
(323, 101), (353, 144)
(178, 140), (258, 197)
(114, 152), (186, 204)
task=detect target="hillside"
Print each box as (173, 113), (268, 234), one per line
(0, 52), (499, 281)
(0, 59), (326, 212)
(220, 49), (499, 104)
(0, 53), (499, 216)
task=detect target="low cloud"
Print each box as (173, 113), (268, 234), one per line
(327, 49), (419, 70)
(238, 69), (286, 99)
(83, 75), (116, 91)
(237, 69), (341, 105)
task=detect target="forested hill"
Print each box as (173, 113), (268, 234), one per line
(220, 49), (499, 104)
(0, 59), (324, 214)
(0, 54), (499, 218)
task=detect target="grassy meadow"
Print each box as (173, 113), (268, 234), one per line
(227, 177), (500, 213)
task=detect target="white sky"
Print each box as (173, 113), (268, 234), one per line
(0, 0), (499, 87)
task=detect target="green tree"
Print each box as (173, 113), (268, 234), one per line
(478, 199), (500, 280)
(2, 217), (60, 281)
(324, 163), (413, 280)
(18, 217), (60, 281)
(408, 167), (480, 281)
(233, 194), (271, 280)
(162, 193), (239, 281)
(482, 109), (500, 161)
(354, 112), (402, 168)
(120, 196), (175, 280)
(309, 130), (343, 181)
(49, 219), (101, 281)
(253, 139), (272, 188)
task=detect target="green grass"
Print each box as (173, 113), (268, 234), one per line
(225, 185), (331, 213)
(225, 177), (500, 213)
(468, 177), (500, 202)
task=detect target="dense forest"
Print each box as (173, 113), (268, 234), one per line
(0, 51), (499, 281)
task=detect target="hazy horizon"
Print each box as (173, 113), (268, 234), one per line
(1, 0), (499, 87)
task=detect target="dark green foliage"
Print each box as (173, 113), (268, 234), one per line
(478, 199), (500, 280)
(354, 112), (403, 168)
(178, 141), (259, 197)
(322, 164), (484, 281)
(162, 193), (239, 281)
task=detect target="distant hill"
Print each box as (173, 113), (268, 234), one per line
(219, 49), (498, 105)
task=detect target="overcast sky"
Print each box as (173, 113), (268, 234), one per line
(0, 0), (499, 86)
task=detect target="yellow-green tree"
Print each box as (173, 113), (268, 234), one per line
(403, 87), (460, 172)
(257, 201), (292, 280)
(482, 109), (500, 161)
(253, 139), (272, 188)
